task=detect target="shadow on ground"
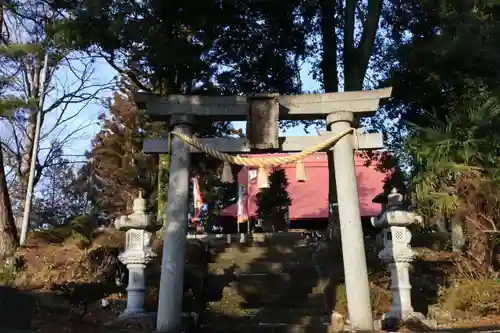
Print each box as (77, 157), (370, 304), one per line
(200, 233), (327, 333)
(197, 232), (489, 333)
(6, 229), (499, 333)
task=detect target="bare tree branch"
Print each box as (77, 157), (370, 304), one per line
(0, 3), (116, 214)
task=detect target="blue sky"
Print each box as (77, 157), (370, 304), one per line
(49, 58), (117, 160)
(51, 58), (117, 160)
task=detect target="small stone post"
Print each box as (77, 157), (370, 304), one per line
(115, 192), (160, 319)
(327, 111), (373, 331)
(371, 188), (435, 330)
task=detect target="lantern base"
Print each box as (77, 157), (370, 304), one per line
(118, 310), (150, 321)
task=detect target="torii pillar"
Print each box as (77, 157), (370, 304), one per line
(328, 111), (373, 330)
(156, 115), (192, 332)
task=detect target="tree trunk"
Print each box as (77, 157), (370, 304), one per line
(0, 143), (19, 259)
(343, 0), (382, 91)
(262, 217), (274, 233)
(319, 0), (340, 241)
(320, 0), (382, 241)
(272, 211), (287, 232)
(464, 214), (493, 277)
(16, 117), (37, 231)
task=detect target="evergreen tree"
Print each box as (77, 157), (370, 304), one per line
(70, 161), (101, 218)
(257, 168), (292, 232)
(50, 0), (306, 96)
(87, 90), (160, 217)
(370, 1), (500, 151)
(86, 87), (241, 221)
(31, 145), (88, 227)
(407, 97), (500, 275)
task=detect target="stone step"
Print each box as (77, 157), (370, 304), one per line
(229, 283), (318, 299)
(214, 243), (311, 255)
(235, 293), (325, 308)
(200, 322), (331, 333)
(214, 251), (314, 264)
(210, 262), (318, 275)
(248, 308), (329, 324)
(204, 272), (320, 295)
(235, 271), (317, 283)
(203, 308), (328, 321)
(227, 278), (319, 296)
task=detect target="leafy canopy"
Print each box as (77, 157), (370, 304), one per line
(407, 96), (500, 218)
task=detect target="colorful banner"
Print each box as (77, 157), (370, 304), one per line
(237, 184), (248, 223)
(192, 177), (203, 222)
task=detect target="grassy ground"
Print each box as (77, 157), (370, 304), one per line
(0, 226), (207, 332)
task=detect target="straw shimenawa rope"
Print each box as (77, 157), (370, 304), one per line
(169, 128), (354, 168)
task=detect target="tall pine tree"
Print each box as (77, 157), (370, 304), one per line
(88, 89), (160, 217)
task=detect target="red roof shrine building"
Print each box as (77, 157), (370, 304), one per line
(219, 152), (389, 232)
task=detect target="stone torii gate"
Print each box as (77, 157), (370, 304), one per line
(136, 87), (392, 332)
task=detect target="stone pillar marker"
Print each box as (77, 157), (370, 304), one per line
(327, 111), (373, 331)
(115, 192), (160, 319)
(371, 188), (435, 330)
(156, 115), (192, 332)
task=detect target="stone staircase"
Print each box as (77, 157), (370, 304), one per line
(200, 233), (330, 333)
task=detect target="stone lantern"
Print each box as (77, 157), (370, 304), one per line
(115, 192), (161, 319)
(370, 188), (434, 329)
